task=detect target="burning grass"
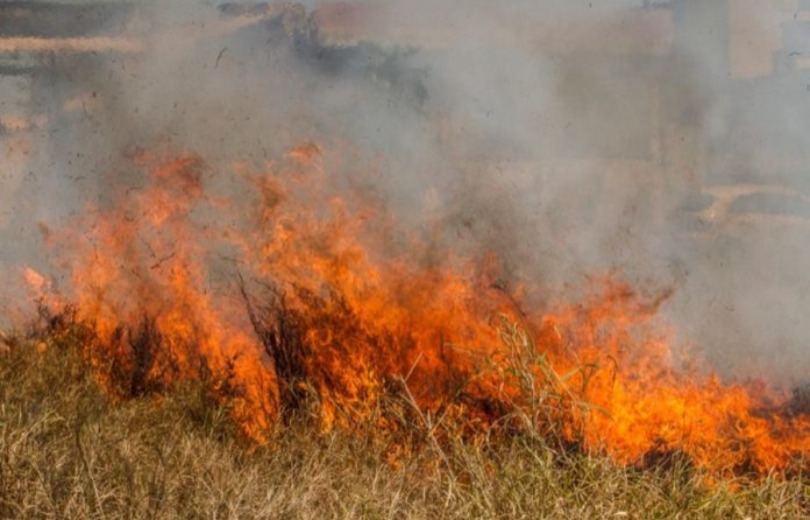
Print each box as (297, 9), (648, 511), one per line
(9, 143), (810, 504)
(1, 326), (809, 519)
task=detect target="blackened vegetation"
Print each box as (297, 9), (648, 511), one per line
(787, 383), (810, 417)
(220, 2), (429, 109)
(28, 302), (231, 404)
(25, 277), (475, 438)
(111, 316), (169, 397)
(217, 2), (275, 18)
(0, 1), (131, 38)
(28, 302), (87, 348)
(237, 275), (482, 432)
(239, 277), (311, 418)
(641, 444), (695, 477)
(0, 65), (38, 78)
(288, 26), (428, 109)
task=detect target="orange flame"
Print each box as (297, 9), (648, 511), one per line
(28, 144), (810, 474)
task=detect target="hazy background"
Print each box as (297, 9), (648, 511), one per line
(1, 0), (809, 385)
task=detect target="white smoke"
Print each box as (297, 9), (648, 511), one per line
(1, 0), (809, 385)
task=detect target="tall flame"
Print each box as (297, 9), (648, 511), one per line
(26, 144), (810, 475)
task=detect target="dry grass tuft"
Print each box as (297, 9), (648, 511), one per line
(0, 322), (808, 519)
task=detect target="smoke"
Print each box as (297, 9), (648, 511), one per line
(1, 0), (809, 384)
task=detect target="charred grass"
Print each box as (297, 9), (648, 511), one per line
(0, 324), (808, 519)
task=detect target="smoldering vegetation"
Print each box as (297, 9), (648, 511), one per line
(1, 0), (810, 386)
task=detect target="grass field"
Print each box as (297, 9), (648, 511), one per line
(1, 325), (808, 520)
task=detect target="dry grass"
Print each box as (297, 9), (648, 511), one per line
(0, 327), (808, 519)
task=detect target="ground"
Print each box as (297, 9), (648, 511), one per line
(0, 330), (807, 519)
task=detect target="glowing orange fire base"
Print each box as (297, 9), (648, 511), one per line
(24, 145), (810, 477)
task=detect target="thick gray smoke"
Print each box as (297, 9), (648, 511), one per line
(1, 0), (808, 385)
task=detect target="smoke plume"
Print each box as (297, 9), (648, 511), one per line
(1, 0), (809, 386)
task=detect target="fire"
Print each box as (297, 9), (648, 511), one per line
(25, 144), (810, 475)
(541, 286), (810, 473)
